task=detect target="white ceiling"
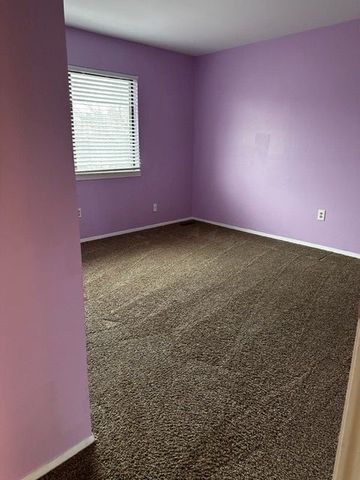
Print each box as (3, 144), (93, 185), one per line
(64, 0), (360, 55)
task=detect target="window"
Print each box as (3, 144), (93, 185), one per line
(68, 67), (140, 178)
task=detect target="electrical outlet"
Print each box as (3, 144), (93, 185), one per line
(78, 208), (82, 218)
(317, 209), (326, 221)
(153, 203), (158, 212)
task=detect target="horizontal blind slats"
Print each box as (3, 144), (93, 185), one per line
(69, 78), (132, 88)
(69, 68), (140, 175)
(70, 93), (135, 103)
(69, 72), (133, 87)
(70, 86), (134, 98)
(70, 136), (136, 142)
(74, 153), (138, 158)
(77, 170), (140, 174)
(75, 161), (139, 166)
(73, 146), (138, 151)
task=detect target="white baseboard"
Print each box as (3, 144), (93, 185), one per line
(22, 434), (95, 480)
(194, 217), (360, 259)
(80, 215), (360, 259)
(80, 217), (193, 243)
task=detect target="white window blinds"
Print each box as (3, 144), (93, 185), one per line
(68, 67), (140, 176)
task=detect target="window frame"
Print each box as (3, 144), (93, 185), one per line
(68, 65), (141, 180)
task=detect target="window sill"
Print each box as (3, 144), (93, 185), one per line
(76, 171), (141, 181)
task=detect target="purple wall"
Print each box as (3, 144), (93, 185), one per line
(193, 20), (360, 254)
(66, 28), (194, 239)
(0, 3), (91, 480)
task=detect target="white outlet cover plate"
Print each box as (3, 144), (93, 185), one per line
(317, 209), (326, 221)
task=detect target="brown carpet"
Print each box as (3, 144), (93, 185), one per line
(44, 221), (360, 480)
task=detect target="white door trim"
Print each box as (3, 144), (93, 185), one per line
(332, 318), (360, 480)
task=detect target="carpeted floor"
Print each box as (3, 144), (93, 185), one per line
(44, 221), (360, 480)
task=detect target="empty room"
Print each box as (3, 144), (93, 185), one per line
(2, 1), (360, 480)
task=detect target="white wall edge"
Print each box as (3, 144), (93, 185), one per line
(21, 434), (95, 480)
(80, 217), (193, 243)
(332, 318), (360, 480)
(193, 217), (360, 259)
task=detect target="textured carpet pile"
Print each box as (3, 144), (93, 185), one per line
(45, 221), (360, 480)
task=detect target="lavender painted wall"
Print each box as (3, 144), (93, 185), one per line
(193, 20), (360, 254)
(0, 2), (91, 479)
(66, 28), (194, 239)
